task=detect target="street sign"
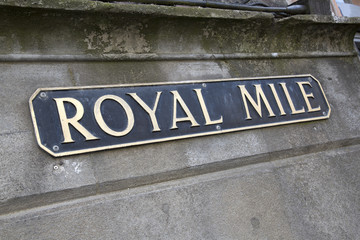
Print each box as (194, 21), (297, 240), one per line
(29, 75), (330, 157)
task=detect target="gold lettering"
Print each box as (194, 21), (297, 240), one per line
(94, 95), (134, 137)
(268, 83), (286, 116)
(238, 84), (275, 120)
(128, 92), (162, 132)
(170, 90), (200, 129)
(54, 97), (98, 143)
(297, 81), (321, 112)
(193, 88), (223, 125)
(279, 82), (305, 115)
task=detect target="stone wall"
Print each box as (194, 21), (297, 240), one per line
(0, 1), (359, 239)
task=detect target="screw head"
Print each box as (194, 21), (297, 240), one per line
(53, 165), (59, 170)
(202, 83), (207, 88)
(53, 145), (59, 151)
(216, 125), (221, 130)
(40, 92), (47, 98)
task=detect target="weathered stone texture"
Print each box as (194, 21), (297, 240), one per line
(0, 1), (359, 239)
(0, 145), (359, 239)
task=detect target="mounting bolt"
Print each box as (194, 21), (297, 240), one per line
(40, 92), (47, 98)
(202, 83), (206, 88)
(323, 111), (326, 116)
(53, 165), (59, 170)
(53, 145), (59, 152)
(216, 125), (221, 130)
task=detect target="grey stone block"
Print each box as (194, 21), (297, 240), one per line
(0, 2), (359, 239)
(0, 64), (74, 135)
(1, 145), (359, 240)
(1, 57), (360, 210)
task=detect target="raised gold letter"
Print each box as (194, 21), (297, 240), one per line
(54, 97), (98, 143)
(128, 92), (162, 132)
(193, 88), (223, 125)
(280, 82), (305, 115)
(268, 83), (286, 116)
(238, 84), (275, 120)
(297, 81), (321, 113)
(94, 95), (134, 137)
(171, 90), (200, 129)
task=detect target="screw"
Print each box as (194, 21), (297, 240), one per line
(323, 111), (326, 115)
(40, 92), (47, 98)
(202, 83), (206, 88)
(53, 165), (59, 170)
(53, 145), (59, 151)
(216, 125), (221, 130)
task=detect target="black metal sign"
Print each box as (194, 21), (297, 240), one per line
(29, 75), (330, 157)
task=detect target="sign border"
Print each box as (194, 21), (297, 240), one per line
(29, 74), (331, 157)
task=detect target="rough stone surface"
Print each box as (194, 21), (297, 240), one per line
(0, 2), (359, 239)
(0, 145), (359, 239)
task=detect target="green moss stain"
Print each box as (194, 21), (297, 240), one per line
(67, 66), (77, 86)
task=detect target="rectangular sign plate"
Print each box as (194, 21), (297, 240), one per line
(29, 75), (330, 157)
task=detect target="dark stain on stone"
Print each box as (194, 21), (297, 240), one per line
(251, 217), (260, 230)
(161, 203), (170, 215)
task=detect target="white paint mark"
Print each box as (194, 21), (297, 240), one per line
(72, 162), (82, 174)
